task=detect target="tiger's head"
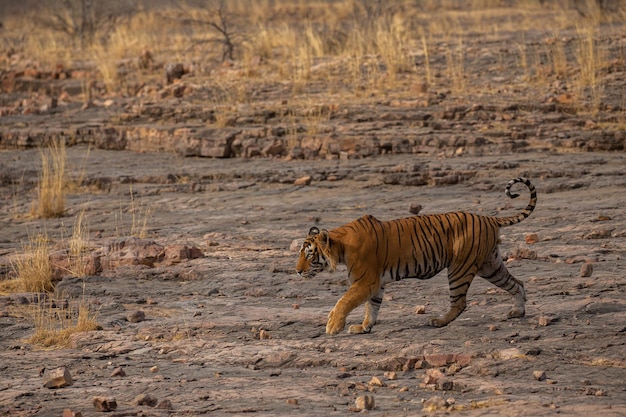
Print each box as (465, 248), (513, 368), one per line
(296, 227), (338, 278)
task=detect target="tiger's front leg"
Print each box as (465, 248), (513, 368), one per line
(348, 287), (385, 334)
(326, 284), (373, 335)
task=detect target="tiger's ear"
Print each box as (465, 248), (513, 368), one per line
(319, 229), (330, 246)
(308, 226), (320, 236)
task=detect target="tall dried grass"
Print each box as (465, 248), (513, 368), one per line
(33, 141), (66, 219)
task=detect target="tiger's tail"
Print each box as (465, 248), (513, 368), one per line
(497, 178), (537, 227)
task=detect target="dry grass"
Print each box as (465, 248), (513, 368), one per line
(32, 141), (66, 219)
(9, 234), (54, 294)
(26, 299), (100, 348)
(574, 24), (606, 113)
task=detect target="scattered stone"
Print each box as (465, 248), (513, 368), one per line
(127, 310), (146, 323)
(488, 324), (499, 331)
(150, 366), (159, 373)
(369, 376), (386, 387)
(110, 367), (126, 377)
(498, 347), (524, 360)
(93, 397), (117, 412)
(533, 370), (547, 381)
(420, 368), (445, 386)
(538, 316), (557, 326)
(259, 329), (271, 340)
(133, 393), (158, 407)
(384, 371), (397, 380)
(580, 262), (593, 277)
(43, 366), (73, 389)
(62, 409), (82, 417)
(415, 305), (426, 314)
(294, 175), (312, 186)
(422, 395), (448, 412)
(524, 233), (538, 244)
(437, 378), (454, 391)
(409, 203), (423, 214)
(354, 395), (375, 411)
(285, 399), (299, 405)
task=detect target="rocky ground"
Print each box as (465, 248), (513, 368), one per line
(1, 149), (625, 416)
(1, 3), (626, 416)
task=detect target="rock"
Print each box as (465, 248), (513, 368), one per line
(354, 395), (375, 411)
(294, 175), (312, 186)
(409, 203), (423, 214)
(369, 376), (386, 387)
(498, 347), (524, 360)
(93, 397), (117, 412)
(437, 378), (454, 391)
(43, 366), (73, 389)
(538, 316), (557, 326)
(524, 233), (538, 244)
(424, 353), (453, 367)
(533, 370), (547, 381)
(163, 244), (204, 265)
(285, 399), (299, 405)
(422, 395), (448, 412)
(133, 393), (158, 407)
(110, 367), (126, 377)
(150, 366), (159, 373)
(384, 371), (397, 380)
(127, 310), (146, 323)
(422, 368), (445, 385)
(580, 262), (593, 277)
(62, 409), (82, 417)
(414, 305), (426, 314)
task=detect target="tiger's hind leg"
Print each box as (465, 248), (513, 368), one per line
(478, 247), (526, 319)
(348, 287), (385, 334)
(428, 267), (477, 328)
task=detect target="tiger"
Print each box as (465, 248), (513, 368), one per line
(296, 177), (537, 335)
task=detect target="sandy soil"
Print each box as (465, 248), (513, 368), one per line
(1, 147), (625, 416)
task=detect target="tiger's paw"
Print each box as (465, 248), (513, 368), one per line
(507, 308), (525, 319)
(348, 324), (371, 334)
(426, 316), (449, 328)
(326, 310), (346, 335)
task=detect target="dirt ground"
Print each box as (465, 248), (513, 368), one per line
(1, 2), (626, 416)
(1, 148), (625, 416)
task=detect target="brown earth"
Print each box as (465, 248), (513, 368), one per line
(1, 3), (626, 417)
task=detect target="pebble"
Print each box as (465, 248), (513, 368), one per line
(150, 366), (159, 373)
(524, 233), (539, 244)
(538, 316), (557, 326)
(285, 399), (299, 405)
(414, 305), (426, 314)
(43, 366), (73, 389)
(133, 393), (158, 407)
(93, 397), (117, 412)
(110, 367), (126, 377)
(384, 371), (397, 380)
(533, 370), (547, 381)
(409, 203), (423, 214)
(294, 175), (312, 186)
(369, 376), (386, 387)
(127, 310), (146, 323)
(580, 262), (593, 277)
(422, 395), (448, 412)
(354, 395), (375, 411)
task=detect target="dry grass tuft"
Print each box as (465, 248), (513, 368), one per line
(33, 141), (66, 219)
(27, 299), (100, 348)
(10, 234), (54, 294)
